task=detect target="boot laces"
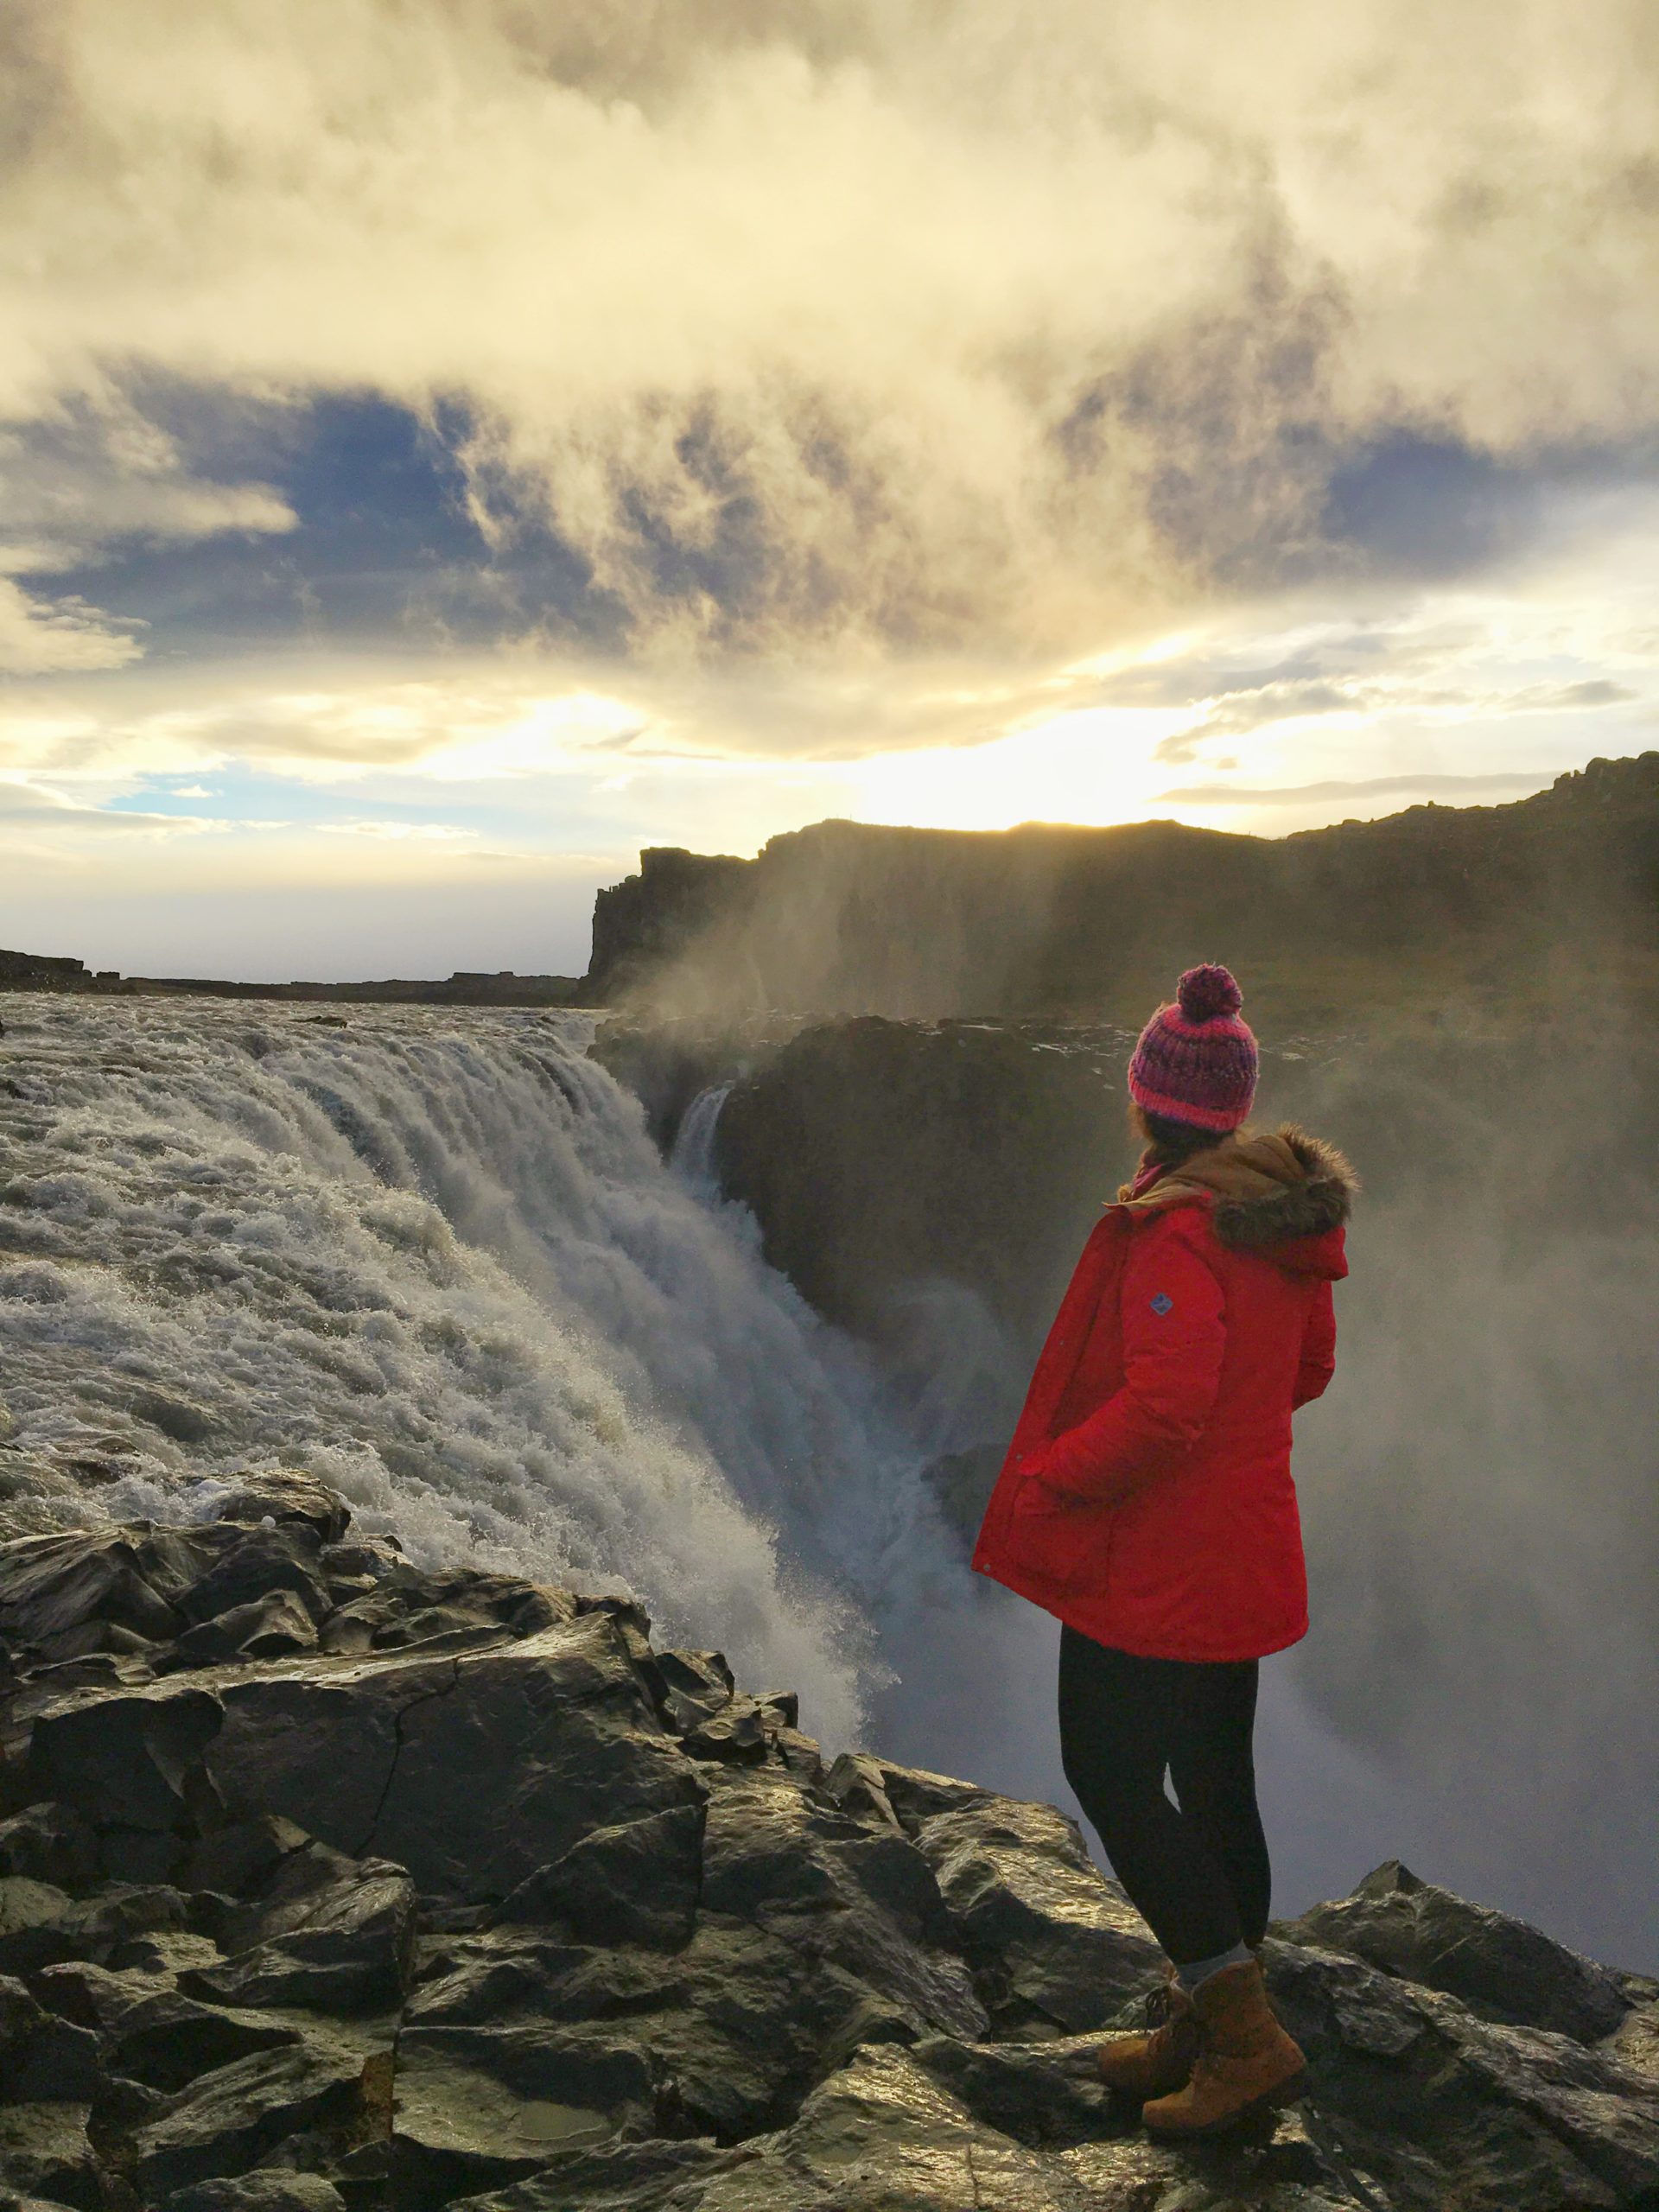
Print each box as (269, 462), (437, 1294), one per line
(1143, 1984), (1174, 2031)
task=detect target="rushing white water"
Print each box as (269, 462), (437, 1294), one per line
(0, 996), (990, 1747)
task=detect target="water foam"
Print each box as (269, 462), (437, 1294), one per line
(0, 997), (975, 1745)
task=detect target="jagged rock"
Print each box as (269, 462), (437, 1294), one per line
(840, 1754), (995, 1834)
(906, 2026), (1127, 2147)
(681, 1698), (770, 1765)
(29, 1685), (221, 1878)
(201, 1472), (353, 1544)
(2, 1484), (1656, 2212)
(493, 1803), (704, 1949)
(1266, 1933), (1659, 2210)
(389, 2033), (628, 2210)
(0, 2196), (105, 2212)
(766, 1726), (824, 1783)
(441, 2135), (747, 2209)
(178, 1528), (329, 1631)
(0, 1802), (97, 1890)
(404, 1908), (947, 2149)
(0, 1969), (99, 2101)
(328, 1604), (508, 1658)
(180, 1815), (312, 1899)
(162, 2173), (346, 2212)
(822, 1753), (904, 1833)
(654, 1649), (734, 1732)
(0, 1967), (47, 2053)
(1, 2020), (101, 2105)
(0, 1529), (197, 1659)
(168, 1589), (320, 1669)
(29, 1960), (300, 2095)
(665, 2043), (1098, 2209)
(318, 1571), (568, 1659)
(633, 2043), (1377, 2211)
(130, 2036), (383, 2196)
(1610, 1984), (1659, 2083)
(1281, 1859), (1632, 2043)
(912, 1796), (1162, 2035)
(318, 1538), (403, 1586)
(0, 1874), (190, 1974)
(700, 1768), (987, 2046)
(0, 2103), (102, 2210)
(184, 1847), (416, 2014)
(200, 1618), (702, 1898)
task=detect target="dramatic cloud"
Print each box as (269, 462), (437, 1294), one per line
(0, 573), (141, 674)
(3, 0), (1657, 683)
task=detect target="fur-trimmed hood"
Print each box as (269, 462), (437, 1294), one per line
(1119, 1124), (1357, 1258)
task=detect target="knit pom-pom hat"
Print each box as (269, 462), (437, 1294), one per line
(1127, 963), (1258, 1132)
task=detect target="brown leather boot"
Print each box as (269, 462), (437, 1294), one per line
(1141, 1957), (1306, 2136)
(1096, 1968), (1200, 2098)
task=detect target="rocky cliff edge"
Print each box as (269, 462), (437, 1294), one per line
(0, 1470), (1654, 2212)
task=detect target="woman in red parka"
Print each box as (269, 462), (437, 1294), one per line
(972, 963), (1355, 2137)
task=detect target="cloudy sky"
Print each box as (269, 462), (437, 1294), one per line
(3, 0), (1656, 979)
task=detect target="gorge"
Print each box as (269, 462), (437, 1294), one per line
(2, 761), (1656, 2206)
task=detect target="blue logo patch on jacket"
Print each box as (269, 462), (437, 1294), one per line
(1150, 1292), (1173, 1316)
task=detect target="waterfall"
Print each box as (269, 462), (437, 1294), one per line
(0, 997), (965, 1746)
(668, 1082), (734, 1204)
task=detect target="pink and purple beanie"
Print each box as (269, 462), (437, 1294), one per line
(1128, 963), (1258, 1132)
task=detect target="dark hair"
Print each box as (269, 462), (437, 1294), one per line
(1133, 1103), (1226, 1168)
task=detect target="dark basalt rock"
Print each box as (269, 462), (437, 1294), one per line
(178, 1526), (330, 1630)
(913, 1795), (1165, 2035)
(182, 1851), (416, 2015)
(29, 1958), (300, 2111)
(200, 1622), (703, 1899)
(0, 1527), (208, 1660)
(1263, 1936), (1659, 2210)
(0, 1478), (1653, 2212)
(389, 2029), (648, 2209)
(162, 2174), (346, 2212)
(0, 1874), (194, 1974)
(493, 1803), (704, 1950)
(30, 1689), (226, 1849)
(168, 1587), (321, 1669)
(0, 1972), (101, 2101)
(0, 2101), (103, 2210)
(130, 2036), (383, 2197)
(200, 1472), (353, 1544)
(440, 2134), (748, 2209)
(0, 1801), (98, 1889)
(1280, 1856), (1631, 2044)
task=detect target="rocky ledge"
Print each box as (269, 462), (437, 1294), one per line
(0, 1474), (1654, 2212)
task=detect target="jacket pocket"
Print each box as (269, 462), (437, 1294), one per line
(1057, 1496), (1120, 1606)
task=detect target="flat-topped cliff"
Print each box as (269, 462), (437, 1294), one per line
(578, 753), (1659, 1022)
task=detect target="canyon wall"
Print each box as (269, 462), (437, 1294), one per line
(580, 753), (1659, 1025)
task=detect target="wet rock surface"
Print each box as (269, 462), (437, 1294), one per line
(0, 1484), (1655, 2210)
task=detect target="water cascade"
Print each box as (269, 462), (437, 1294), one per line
(0, 999), (998, 1748)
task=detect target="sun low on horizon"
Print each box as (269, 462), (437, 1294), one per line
(2, 2), (1656, 980)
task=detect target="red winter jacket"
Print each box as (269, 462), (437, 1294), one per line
(971, 1126), (1355, 1662)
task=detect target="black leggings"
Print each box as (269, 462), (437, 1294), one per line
(1058, 1624), (1270, 1964)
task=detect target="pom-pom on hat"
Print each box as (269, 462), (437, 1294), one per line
(1128, 963), (1258, 1132)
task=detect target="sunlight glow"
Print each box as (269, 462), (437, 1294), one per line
(848, 707), (1188, 831)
